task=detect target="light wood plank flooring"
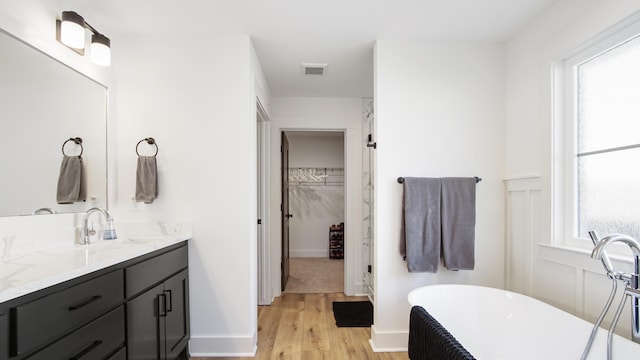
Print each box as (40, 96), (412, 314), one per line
(192, 293), (408, 360)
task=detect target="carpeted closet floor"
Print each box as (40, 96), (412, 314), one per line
(285, 257), (344, 293)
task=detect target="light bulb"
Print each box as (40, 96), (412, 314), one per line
(91, 33), (111, 66)
(60, 11), (85, 49)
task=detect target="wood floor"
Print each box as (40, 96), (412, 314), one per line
(191, 293), (408, 360)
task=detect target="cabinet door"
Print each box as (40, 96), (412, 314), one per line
(163, 269), (190, 359)
(127, 283), (165, 360)
(0, 312), (7, 360)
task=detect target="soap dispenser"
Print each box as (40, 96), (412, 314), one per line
(103, 219), (118, 240)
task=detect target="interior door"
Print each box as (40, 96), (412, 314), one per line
(281, 132), (291, 292)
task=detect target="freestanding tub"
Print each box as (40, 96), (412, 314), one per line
(408, 284), (640, 359)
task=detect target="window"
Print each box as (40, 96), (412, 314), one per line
(564, 26), (640, 245)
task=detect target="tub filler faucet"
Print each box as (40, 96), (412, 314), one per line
(82, 207), (117, 244)
(589, 233), (640, 354)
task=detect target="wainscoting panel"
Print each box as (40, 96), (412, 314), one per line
(506, 190), (527, 293)
(583, 268), (632, 334)
(504, 176), (542, 295)
(505, 175), (637, 338)
(534, 254), (578, 312)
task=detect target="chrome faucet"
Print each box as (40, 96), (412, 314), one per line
(82, 207), (117, 244)
(592, 234), (640, 288)
(591, 233), (640, 347)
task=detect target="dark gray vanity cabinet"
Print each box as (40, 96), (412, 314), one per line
(107, 347), (127, 360)
(25, 306), (125, 360)
(0, 241), (190, 360)
(126, 245), (190, 360)
(5, 269), (125, 359)
(0, 311), (8, 360)
(12, 269), (124, 357)
(163, 269), (190, 358)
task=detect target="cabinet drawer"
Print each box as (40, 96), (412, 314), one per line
(126, 245), (187, 297)
(26, 306), (125, 360)
(13, 270), (123, 356)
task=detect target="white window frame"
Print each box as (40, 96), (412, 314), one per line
(558, 17), (640, 251)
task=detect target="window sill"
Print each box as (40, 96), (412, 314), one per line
(538, 243), (634, 265)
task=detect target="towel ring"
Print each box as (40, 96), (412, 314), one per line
(61, 137), (83, 156)
(136, 137), (158, 156)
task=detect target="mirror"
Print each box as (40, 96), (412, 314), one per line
(0, 29), (107, 216)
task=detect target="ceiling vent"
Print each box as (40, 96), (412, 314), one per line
(302, 63), (327, 76)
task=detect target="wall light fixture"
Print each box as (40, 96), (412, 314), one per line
(56, 11), (111, 66)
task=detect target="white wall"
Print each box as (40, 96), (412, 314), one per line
(505, 0), (640, 336)
(287, 134), (344, 257)
(288, 134), (344, 168)
(373, 40), (506, 350)
(269, 97), (363, 297)
(111, 32), (263, 356)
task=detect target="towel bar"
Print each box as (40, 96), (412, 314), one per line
(397, 176), (481, 184)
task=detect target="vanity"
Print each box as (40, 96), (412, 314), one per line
(0, 237), (190, 360)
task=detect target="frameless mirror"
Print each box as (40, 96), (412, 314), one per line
(0, 29), (107, 216)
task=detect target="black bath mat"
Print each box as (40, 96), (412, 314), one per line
(332, 301), (373, 327)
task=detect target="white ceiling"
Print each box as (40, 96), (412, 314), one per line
(75, 0), (557, 98)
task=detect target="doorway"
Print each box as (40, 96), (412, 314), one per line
(257, 101), (271, 306)
(282, 131), (346, 294)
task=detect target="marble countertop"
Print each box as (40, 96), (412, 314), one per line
(0, 234), (190, 303)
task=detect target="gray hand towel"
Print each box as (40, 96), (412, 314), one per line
(135, 156), (158, 203)
(400, 177), (441, 273)
(56, 155), (86, 204)
(441, 177), (476, 270)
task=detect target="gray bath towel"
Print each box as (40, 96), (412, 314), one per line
(441, 177), (476, 270)
(56, 155), (86, 204)
(135, 156), (158, 203)
(400, 177), (441, 273)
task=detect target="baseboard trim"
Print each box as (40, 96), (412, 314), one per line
(369, 325), (408, 352)
(189, 332), (257, 357)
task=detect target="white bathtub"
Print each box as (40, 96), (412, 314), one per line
(408, 284), (640, 359)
